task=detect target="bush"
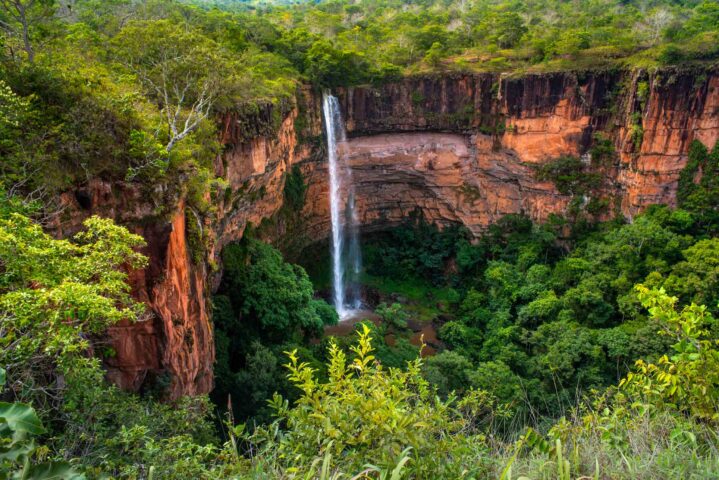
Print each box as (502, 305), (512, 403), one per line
(621, 285), (719, 421)
(247, 325), (507, 477)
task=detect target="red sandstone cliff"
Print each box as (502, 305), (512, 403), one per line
(61, 68), (719, 398)
(292, 69), (718, 237)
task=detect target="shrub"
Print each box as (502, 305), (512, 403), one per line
(620, 285), (719, 421)
(248, 325), (506, 477)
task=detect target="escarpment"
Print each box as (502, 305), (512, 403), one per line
(297, 70), (718, 237)
(59, 68), (719, 398)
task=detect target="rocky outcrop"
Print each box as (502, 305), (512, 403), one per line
(56, 182), (214, 398)
(290, 69), (718, 237)
(64, 68), (718, 398)
(616, 72), (719, 215)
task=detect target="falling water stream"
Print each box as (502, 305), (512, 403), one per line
(323, 92), (362, 319)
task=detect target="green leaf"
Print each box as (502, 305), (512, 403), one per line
(0, 402), (44, 435)
(20, 461), (86, 480)
(0, 436), (34, 461)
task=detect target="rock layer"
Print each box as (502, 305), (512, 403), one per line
(292, 70), (719, 239)
(59, 69), (719, 397)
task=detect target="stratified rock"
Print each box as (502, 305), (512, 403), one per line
(56, 69), (719, 398)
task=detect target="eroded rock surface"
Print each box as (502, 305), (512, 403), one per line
(59, 69), (719, 397)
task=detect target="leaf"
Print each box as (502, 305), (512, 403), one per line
(0, 402), (44, 435)
(0, 437), (34, 461)
(390, 448), (412, 480)
(22, 461), (86, 479)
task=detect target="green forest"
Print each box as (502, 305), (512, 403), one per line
(2, 0), (719, 479)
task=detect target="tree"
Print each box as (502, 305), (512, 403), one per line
(682, 1), (719, 38)
(423, 41), (444, 68)
(0, 213), (147, 407)
(0, 0), (54, 63)
(112, 20), (228, 155)
(475, 9), (527, 49)
(304, 38), (369, 87)
(662, 238), (719, 315)
(0, 79), (34, 199)
(375, 302), (409, 330)
(221, 239), (337, 339)
(641, 8), (674, 45)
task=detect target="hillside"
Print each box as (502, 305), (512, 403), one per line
(1, 1), (719, 479)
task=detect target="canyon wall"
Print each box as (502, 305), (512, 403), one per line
(298, 70), (719, 241)
(65, 68), (718, 397)
(55, 100), (313, 398)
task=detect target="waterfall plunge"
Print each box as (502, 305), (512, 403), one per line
(323, 93), (362, 319)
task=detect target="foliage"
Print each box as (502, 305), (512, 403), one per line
(677, 139), (719, 232)
(620, 286), (719, 421)
(2, 1), (719, 477)
(188, 0), (719, 80)
(0, 368), (84, 479)
(0, 213), (147, 409)
(0, 0), (299, 215)
(248, 324), (505, 477)
(359, 199), (718, 420)
(221, 238), (336, 338)
(51, 354), (242, 479)
(363, 212), (470, 286)
(375, 302), (409, 330)
(304, 38), (370, 87)
(111, 19), (228, 153)
(212, 238), (336, 424)
(283, 164), (307, 212)
(535, 156), (601, 196)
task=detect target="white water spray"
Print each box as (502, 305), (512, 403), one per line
(323, 92), (362, 319)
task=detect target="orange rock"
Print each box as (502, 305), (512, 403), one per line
(54, 70), (719, 398)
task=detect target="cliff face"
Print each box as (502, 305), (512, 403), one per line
(67, 69), (718, 397)
(291, 70), (717, 239)
(56, 182), (214, 398)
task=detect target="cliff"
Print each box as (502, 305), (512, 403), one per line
(295, 70), (718, 238)
(59, 68), (719, 398)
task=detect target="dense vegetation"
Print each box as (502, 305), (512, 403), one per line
(183, 0), (719, 85)
(2, 0), (719, 478)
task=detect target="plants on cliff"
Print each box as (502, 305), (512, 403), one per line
(535, 156), (601, 196)
(0, 212), (147, 410)
(629, 112), (645, 151)
(588, 133), (616, 167)
(677, 139), (719, 232)
(0, 63), (144, 197)
(283, 164), (307, 212)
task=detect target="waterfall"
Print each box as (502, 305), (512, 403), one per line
(323, 92), (362, 319)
